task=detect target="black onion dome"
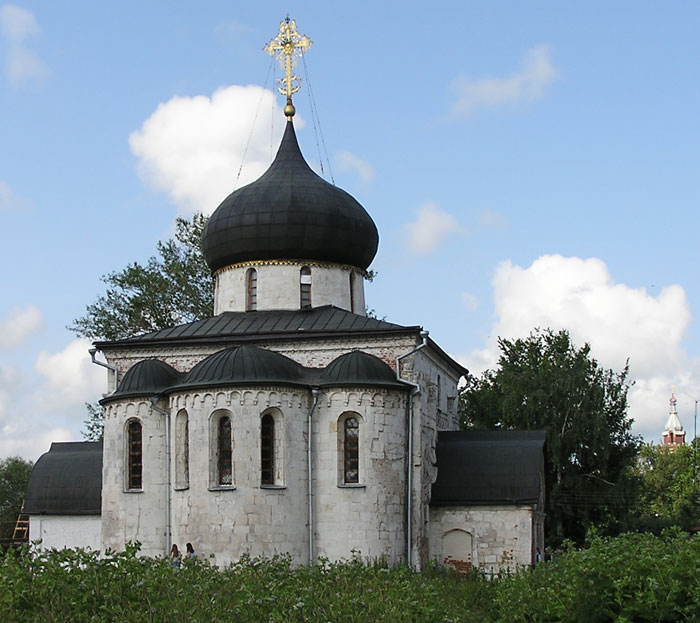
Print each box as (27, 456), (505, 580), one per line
(101, 359), (181, 403)
(177, 345), (304, 390)
(319, 350), (410, 390)
(201, 121), (379, 272)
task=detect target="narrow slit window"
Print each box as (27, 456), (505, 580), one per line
(218, 416), (232, 485)
(128, 420), (143, 490)
(344, 417), (360, 484)
(300, 266), (311, 309)
(349, 272), (356, 313)
(261, 413), (275, 485)
(246, 268), (257, 311)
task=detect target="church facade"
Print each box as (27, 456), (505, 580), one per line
(24, 19), (545, 572)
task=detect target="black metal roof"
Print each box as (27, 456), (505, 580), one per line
(94, 306), (417, 348)
(106, 359), (182, 402)
(319, 350), (407, 389)
(24, 442), (102, 515)
(201, 120), (379, 272)
(431, 430), (545, 506)
(177, 344), (306, 390)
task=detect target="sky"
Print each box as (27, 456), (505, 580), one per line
(2, 1), (700, 461)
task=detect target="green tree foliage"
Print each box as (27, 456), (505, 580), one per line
(82, 402), (104, 442)
(495, 529), (700, 622)
(634, 441), (699, 530)
(69, 213), (214, 341)
(460, 328), (641, 546)
(0, 457), (33, 541)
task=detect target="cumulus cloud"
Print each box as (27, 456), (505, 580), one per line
(0, 4), (47, 86)
(404, 201), (460, 255)
(33, 338), (105, 409)
(335, 150), (375, 185)
(451, 45), (557, 117)
(459, 254), (696, 441)
(0, 304), (43, 349)
(129, 85), (290, 215)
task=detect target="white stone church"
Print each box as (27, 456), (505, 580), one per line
(24, 20), (544, 573)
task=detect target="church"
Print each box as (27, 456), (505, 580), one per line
(24, 19), (545, 573)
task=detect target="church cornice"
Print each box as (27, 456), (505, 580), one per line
(213, 259), (368, 277)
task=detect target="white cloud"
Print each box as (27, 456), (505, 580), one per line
(404, 201), (460, 255)
(461, 292), (479, 312)
(451, 45), (557, 117)
(0, 304), (43, 349)
(0, 4), (47, 86)
(336, 150), (375, 185)
(33, 338), (105, 409)
(459, 254), (696, 441)
(129, 85), (291, 215)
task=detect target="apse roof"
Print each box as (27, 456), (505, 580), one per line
(177, 344), (305, 390)
(94, 306), (418, 348)
(102, 359), (181, 404)
(319, 350), (407, 389)
(201, 121), (379, 272)
(24, 442), (102, 515)
(431, 430), (546, 507)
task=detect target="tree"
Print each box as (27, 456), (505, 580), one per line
(0, 456), (33, 541)
(634, 441), (699, 531)
(69, 213), (214, 341)
(82, 402), (104, 442)
(460, 328), (641, 547)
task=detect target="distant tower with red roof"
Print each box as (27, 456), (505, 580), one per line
(662, 390), (686, 447)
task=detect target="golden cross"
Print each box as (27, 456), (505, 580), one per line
(263, 17), (313, 105)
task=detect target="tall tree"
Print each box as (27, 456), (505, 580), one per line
(69, 213), (214, 341)
(634, 441), (699, 531)
(460, 328), (641, 546)
(0, 456), (33, 541)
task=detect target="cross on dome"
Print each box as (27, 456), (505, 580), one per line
(263, 16), (313, 118)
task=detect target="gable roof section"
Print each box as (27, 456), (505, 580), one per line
(94, 305), (416, 348)
(431, 430), (545, 507)
(24, 441), (102, 515)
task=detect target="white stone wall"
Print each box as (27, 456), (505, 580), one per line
(428, 506), (535, 574)
(313, 389), (408, 565)
(101, 400), (167, 557)
(214, 262), (366, 315)
(29, 515), (101, 551)
(168, 387), (310, 567)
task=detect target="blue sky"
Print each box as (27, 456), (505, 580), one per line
(2, 1), (700, 459)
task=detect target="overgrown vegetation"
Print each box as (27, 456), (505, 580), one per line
(3, 532), (700, 622)
(0, 544), (491, 622)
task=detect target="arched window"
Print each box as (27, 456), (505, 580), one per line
(338, 413), (361, 485)
(175, 410), (189, 489)
(246, 268), (257, 311)
(218, 415), (232, 486)
(127, 419), (143, 490)
(261, 413), (275, 485)
(300, 266), (311, 309)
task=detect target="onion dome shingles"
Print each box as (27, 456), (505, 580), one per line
(201, 121), (379, 273)
(180, 344), (304, 389)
